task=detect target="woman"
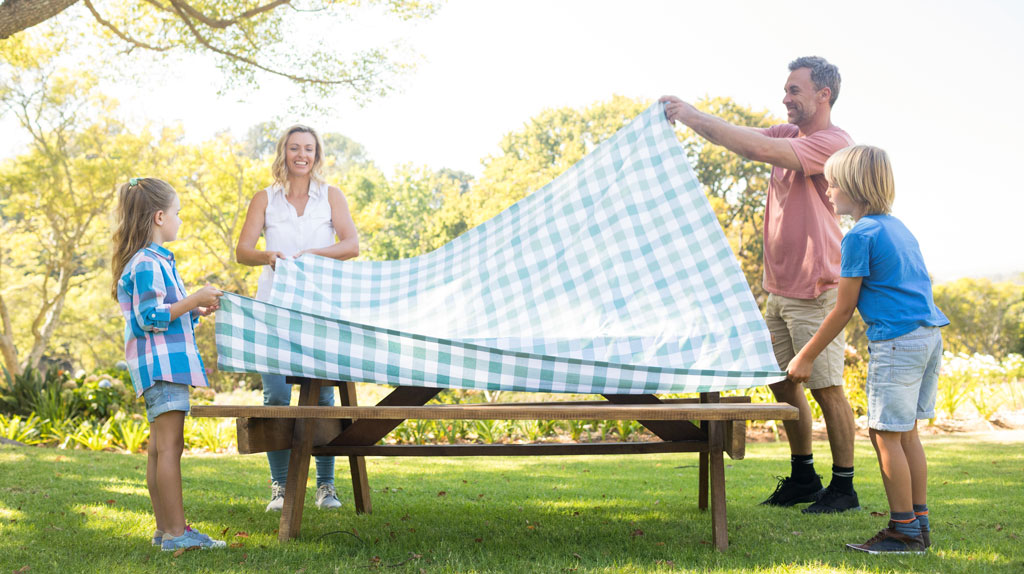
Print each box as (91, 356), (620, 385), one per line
(236, 124), (359, 511)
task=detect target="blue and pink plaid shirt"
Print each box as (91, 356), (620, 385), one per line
(117, 243), (209, 396)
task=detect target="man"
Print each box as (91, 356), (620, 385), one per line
(661, 56), (859, 513)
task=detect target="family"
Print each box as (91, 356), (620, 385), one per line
(113, 56), (947, 554)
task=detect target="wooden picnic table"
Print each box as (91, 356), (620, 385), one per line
(192, 378), (798, 551)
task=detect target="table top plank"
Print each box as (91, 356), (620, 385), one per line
(192, 402), (799, 421)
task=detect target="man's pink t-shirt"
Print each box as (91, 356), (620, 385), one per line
(761, 124), (855, 299)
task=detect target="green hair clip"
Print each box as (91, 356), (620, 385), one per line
(129, 177), (141, 187)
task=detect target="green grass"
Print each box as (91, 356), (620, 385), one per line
(2, 432), (1022, 573)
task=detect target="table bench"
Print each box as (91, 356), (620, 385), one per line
(192, 378), (798, 551)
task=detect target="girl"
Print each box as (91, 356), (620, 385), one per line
(787, 145), (948, 553)
(236, 125), (359, 511)
(113, 177), (227, 551)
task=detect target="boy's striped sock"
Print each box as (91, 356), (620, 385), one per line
(914, 504), (930, 533)
(917, 503), (933, 532)
(890, 511), (922, 538)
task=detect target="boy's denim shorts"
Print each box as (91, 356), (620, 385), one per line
(142, 381), (191, 423)
(866, 326), (943, 432)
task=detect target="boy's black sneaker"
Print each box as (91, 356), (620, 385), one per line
(802, 485), (861, 514)
(846, 522), (926, 554)
(760, 474), (825, 507)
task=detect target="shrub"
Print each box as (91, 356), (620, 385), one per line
(0, 413), (45, 445)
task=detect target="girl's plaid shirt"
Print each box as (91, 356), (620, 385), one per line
(117, 243), (209, 396)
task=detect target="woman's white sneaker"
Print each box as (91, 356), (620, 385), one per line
(266, 481), (285, 512)
(315, 484), (342, 509)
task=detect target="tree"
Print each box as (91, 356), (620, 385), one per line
(933, 278), (1024, 358)
(0, 33), (158, 375)
(1, 0), (442, 101)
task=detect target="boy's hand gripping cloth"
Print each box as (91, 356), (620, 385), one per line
(216, 103), (785, 393)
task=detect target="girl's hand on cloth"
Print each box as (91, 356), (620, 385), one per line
(786, 352), (813, 384)
(197, 304), (219, 317)
(193, 285), (223, 308)
(265, 250), (286, 269)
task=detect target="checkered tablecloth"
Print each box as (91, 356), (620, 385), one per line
(215, 103), (785, 393)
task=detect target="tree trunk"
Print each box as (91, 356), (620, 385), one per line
(0, 0), (79, 39)
(0, 294), (21, 376)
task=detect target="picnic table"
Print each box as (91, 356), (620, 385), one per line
(192, 377), (798, 551)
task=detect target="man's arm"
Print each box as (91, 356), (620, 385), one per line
(660, 95), (802, 172)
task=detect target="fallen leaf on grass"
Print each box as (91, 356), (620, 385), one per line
(221, 527), (229, 536)
(572, 553), (582, 560)
(870, 511), (886, 517)
(14, 566), (30, 573)
(173, 548), (187, 557)
(630, 529), (644, 537)
(104, 500), (115, 505)
(235, 531), (250, 538)
(437, 491), (447, 497)
(475, 537), (483, 543)
(996, 524), (1003, 531)
(655, 542), (666, 546)
(791, 532), (802, 536)
(370, 556), (382, 564)
(230, 542), (245, 548)
(527, 525), (535, 530)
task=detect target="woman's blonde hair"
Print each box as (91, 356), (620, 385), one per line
(111, 178), (177, 299)
(823, 144), (895, 215)
(271, 124), (326, 195)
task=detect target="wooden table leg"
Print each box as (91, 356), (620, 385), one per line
(338, 381), (372, 514)
(279, 378), (320, 541)
(701, 391), (727, 551)
(708, 419), (728, 551)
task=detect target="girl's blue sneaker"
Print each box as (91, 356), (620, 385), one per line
(161, 529), (226, 551)
(153, 525), (213, 546)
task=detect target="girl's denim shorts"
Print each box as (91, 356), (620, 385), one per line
(866, 326), (943, 432)
(142, 380), (191, 423)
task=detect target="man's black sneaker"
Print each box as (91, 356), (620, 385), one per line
(802, 486), (861, 514)
(760, 475), (825, 507)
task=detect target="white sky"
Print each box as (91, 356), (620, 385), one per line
(4, 0), (1023, 281)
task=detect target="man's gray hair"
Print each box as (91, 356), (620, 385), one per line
(789, 56), (841, 107)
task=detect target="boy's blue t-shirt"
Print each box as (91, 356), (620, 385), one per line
(840, 215), (949, 341)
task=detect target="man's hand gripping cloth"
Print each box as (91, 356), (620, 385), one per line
(215, 103), (785, 394)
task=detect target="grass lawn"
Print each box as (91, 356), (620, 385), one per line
(1, 430), (1022, 573)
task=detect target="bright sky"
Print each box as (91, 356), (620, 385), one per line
(5, 0), (1023, 281)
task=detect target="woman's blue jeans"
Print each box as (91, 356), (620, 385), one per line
(261, 374), (335, 487)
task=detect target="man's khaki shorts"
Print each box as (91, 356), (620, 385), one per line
(765, 289), (845, 390)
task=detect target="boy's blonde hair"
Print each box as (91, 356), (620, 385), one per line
(271, 124), (326, 195)
(823, 144), (895, 215)
(111, 178), (177, 299)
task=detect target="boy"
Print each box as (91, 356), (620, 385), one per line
(787, 145), (948, 553)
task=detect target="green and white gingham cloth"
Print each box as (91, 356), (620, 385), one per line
(216, 103), (785, 393)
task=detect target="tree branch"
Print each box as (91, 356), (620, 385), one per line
(170, 0), (291, 29)
(82, 0), (173, 52)
(166, 0), (369, 87)
(0, 0), (78, 39)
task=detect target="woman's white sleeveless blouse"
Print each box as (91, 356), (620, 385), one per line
(255, 180), (335, 301)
